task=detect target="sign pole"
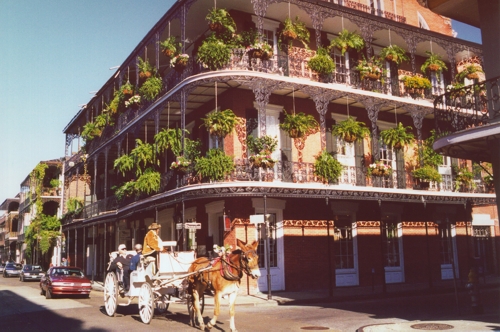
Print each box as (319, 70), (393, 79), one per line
(264, 195), (272, 300)
(182, 200), (186, 251)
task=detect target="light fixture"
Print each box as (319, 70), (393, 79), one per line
(109, 66), (119, 70)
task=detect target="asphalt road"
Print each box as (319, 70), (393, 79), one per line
(1, 275), (499, 332)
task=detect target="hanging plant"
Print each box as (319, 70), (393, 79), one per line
(201, 109), (239, 139)
(331, 116), (370, 143)
(195, 148), (235, 181)
(314, 150), (343, 184)
(160, 36), (180, 58)
(114, 153), (135, 176)
(329, 29), (364, 56)
(247, 41), (273, 60)
(379, 45), (409, 65)
(137, 57), (157, 79)
(134, 167), (161, 195)
(380, 122), (415, 150)
(368, 161), (393, 177)
(246, 135), (278, 169)
(206, 8), (236, 37)
(456, 64), (484, 82)
(279, 110), (319, 139)
(421, 51), (448, 76)
(171, 53), (190, 72)
(412, 165), (442, 183)
(356, 56), (384, 80)
(154, 127), (188, 156)
(278, 16), (310, 49)
(308, 47), (336, 81)
(402, 75), (432, 98)
(139, 76), (163, 101)
(197, 35), (232, 71)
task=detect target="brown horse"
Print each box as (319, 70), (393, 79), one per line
(188, 239), (260, 332)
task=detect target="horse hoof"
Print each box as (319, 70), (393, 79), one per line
(206, 322), (213, 330)
(199, 324), (205, 331)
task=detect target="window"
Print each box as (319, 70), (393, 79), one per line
(439, 223), (453, 265)
(430, 71), (445, 95)
(367, 0), (385, 17)
(251, 16), (279, 56)
(334, 217), (354, 269)
(257, 213), (277, 268)
(383, 222), (400, 267)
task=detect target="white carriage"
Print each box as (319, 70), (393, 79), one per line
(103, 241), (206, 325)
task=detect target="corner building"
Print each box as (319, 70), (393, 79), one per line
(62, 0), (498, 294)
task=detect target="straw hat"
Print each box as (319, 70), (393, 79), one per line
(148, 222), (161, 230)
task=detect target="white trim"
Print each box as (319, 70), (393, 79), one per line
(472, 214), (495, 226)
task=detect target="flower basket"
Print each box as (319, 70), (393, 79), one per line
(162, 48), (175, 58)
(428, 63), (441, 72)
(366, 72), (381, 80)
(249, 49), (263, 59)
(466, 72), (479, 79)
(368, 162), (392, 178)
(171, 157), (191, 173)
(343, 133), (357, 143)
(282, 29), (297, 41)
(209, 22), (224, 33)
(171, 54), (189, 72)
(139, 71), (152, 79)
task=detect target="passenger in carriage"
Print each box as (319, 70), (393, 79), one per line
(143, 222), (166, 274)
(108, 244), (133, 293)
(129, 244), (143, 272)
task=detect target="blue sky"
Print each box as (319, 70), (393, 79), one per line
(0, 1), (482, 201)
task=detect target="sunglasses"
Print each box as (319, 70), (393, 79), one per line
(120, 248), (127, 251)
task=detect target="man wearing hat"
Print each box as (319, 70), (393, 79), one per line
(109, 244), (133, 293)
(143, 223), (165, 274)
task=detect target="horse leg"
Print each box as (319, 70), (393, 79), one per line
(228, 292), (238, 332)
(206, 291), (220, 330)
(192, 286), (205, 330)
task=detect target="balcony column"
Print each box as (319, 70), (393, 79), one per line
(248, 80), (283, 136)
(408, 106), (432, 167)
(361, 98), (382, 160)
(360, 23), (375, 58)
(104, 147), (109, 200)
(181, 90), (186, 153)
(250, 0), (268, 36)
(305, 6), (326, 47)
(93, 157), (97, 205)
(445, 45), (457, 82)
(402, 34), (418, 74)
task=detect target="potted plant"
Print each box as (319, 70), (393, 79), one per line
(279, 110), (319, 139)
(356, 56), (384, 80)
(201, 109), (239, 140)
(329, 29), (364, 56)
(278, 16), (310, 49)
(196, 35), (232, 70)
(137, 57), (156, 79)
(171, 53), (190, 72)
(134, 167), (161, 195)
(456, 64), (484, 81)
(247, 41), (273, 60)
(120, 81), (135, 97)
(368, 161), (393, 177)
(246, 135), (278, 168)
(206, 8), (236, 36)
(307, 47), (336, 82)
(380, 122), (415, 150)
(314, 150), (343, 184)
(331, 116), (370, 143)
(195, 148), (235, 181)
(139, 75), (163, 101)
(160, 36), (180, 58)
(124, 94), (141, 109)
(238, 28), (259, 48)
(401, 75), (432, 98)
(421, 51), (448, 77)
(412, 165), (442, 189)
(453, 166), (475, 192)
(170, 156), (191, 174)
(379, 45), (409, 65)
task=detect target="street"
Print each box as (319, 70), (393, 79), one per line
(0, 275), (499, 331)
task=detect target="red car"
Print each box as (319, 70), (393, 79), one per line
(39, 266), (92, 299)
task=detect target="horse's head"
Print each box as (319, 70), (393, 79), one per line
(237, 239), (261, 279)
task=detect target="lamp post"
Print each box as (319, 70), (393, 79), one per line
(264, 195), (272, 300)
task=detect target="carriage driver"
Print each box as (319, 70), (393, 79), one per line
(142, 222), (166, 274)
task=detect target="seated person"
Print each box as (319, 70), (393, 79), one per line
(108, 244), (133, 292)
(142, 223), (166, 274)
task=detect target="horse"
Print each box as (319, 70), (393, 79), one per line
(187, 239), (260, 332)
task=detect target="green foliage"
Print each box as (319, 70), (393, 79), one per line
(331, 116), (370, 142)
(197, 35), (232, 70)
(50, 178), (60, 188)
(137, 57), (157, 78)
(135, 167), (161, 195)
(130, 139), (157, 175)
(412, 165), (442, 183)
(355, 56), (385, 80)
(66, 197), (83, 213)
(81, 122), (102, 142)
(278, 16), (310, 49)
(379, 45), (409, 65)
(329, 29), (364, 55)
(246, 135), (278, 155)
(420, 130), (443, 168)
(314, 150), (343, 183)
(308, 47), (335, 76)
(456, 64), (484, 82)
(185, 138), (202, 161)
(139, 76), (163, 101)
(421, 51), (448, 76)
(206, 7), (236, 40)
(402, 75), (432, 89)
(154, 128), (188, 156)
(237, 28), (259, 48)
(160, 36), (180, 57)
(31, 163), (48, 213)
(279, 110), (319, 139)
(380, 122), (415, 150)
(114, 153), (135, 176)
(113, 180), (137, 201)
(201, 109), (239, 138)
(195, 148), (234, 181)
(25, 214), (61, 256)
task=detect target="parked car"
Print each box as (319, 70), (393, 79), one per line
(20, 264), (44, 282)
(3, 263), (22, 278)
(39, 266), (92, 299)
(0, 263), (5, 273)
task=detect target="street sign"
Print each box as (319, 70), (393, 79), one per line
(250, 214), (265, 224)
(184, 222), (202, 230)
(176, 223), (183, 230)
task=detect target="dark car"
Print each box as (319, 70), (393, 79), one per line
(0, 263), (5, 273)
(20, 264), (44, 282)
(3, 263), (22, 278)
(39, 266), (92, 299)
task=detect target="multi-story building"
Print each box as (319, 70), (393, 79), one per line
(18, 160), (63, 267)
(0, 198), (20, 262)
(62, 0), (498, 293)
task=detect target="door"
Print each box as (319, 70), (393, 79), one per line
(256, 211), (285, 291)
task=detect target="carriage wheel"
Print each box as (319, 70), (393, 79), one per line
(155, 294), (170, 315)
(139, 283), (154, 324)
(104, 272), (118, 317)
(187, 293), (205, 326)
